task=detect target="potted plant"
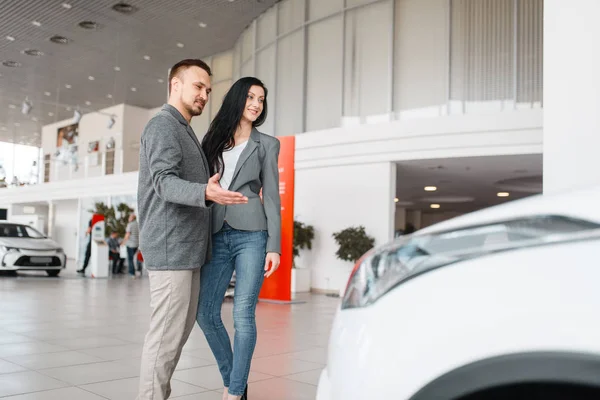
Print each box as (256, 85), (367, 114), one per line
(292, 220), (315, 293)
(332, 226), (375, 295)
(89, 202), (134, 238)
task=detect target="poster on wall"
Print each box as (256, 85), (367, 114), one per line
(55, 123), (79, 170)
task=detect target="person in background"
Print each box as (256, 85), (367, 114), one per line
(122, 213), (140, 278)
(107, 231), (124, 274)
(76, 218), (92, 274)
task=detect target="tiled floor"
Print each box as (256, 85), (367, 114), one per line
(0, 267), (339, 399)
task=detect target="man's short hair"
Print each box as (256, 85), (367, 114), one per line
(168, 59), (212, 94)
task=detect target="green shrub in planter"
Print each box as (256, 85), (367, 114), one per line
(332, 226), (375, 263)
(293, 220), (315, 268)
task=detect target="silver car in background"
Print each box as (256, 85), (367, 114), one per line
(0, 222), (66, 277)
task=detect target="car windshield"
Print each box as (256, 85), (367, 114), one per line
(0, 224), (46, 238)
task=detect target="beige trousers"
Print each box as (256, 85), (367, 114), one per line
(137, 268), (201, 400)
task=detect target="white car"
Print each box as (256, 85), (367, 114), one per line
(0, 222), (66, 276)
(317, 187), (600, 400)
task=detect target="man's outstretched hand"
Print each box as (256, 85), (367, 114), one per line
(206, 173), (248, 205)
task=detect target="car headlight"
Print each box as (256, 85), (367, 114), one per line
(0, 245), (20, 253)
(341, 215), (600, 310)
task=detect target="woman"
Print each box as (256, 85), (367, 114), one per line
(197, 77), (281, 400)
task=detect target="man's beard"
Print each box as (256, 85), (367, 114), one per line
(184, 99), (204, 117)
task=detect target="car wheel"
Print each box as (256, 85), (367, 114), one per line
(46, 270), (60, 277)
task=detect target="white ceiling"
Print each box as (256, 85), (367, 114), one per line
(0, 0), (279, 146)
(396, 154), (543, 213)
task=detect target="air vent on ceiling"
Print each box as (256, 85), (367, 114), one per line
(112, 2), (138, 14)
(2, 60), (22, 67)
(79, 20), (99, 29)
(50, 35), (70, 44)
(23, 49), (44, 56)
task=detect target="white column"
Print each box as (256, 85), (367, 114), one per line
(543, 0), (600, 193)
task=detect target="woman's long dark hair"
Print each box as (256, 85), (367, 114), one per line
(202, 77), (268, 176)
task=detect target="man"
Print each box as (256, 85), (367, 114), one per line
(122, 213), (140, 277)
(76, 218), (92, 274)
(136, 59), (248, 400)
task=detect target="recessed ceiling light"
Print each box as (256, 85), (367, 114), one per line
(112, 2), (138, 14)
(88, 76), (95, 80)
(424, 186), (437, 192)
(2, 60), (22, 67)
(114, 66), (121, 71)
(6, 35), (15, 41)
(62, 2), (72, 9)
(14, 122), (20, 126)
(23, 49), (44, 57)
(0, 127), (6, 131)
(65, 84), (72, 88)
(199, 22), (207, 28)
(49, 35), (70, 44)
(177, 42), (184, 48)
(131, 87), (137, 92)
(8, 104), (16, 109)
(497, 192), (510, 198)
(32, 117), (38, 121)
(157, 78), (164, 83)
(78, 20), (99, 30)
(107, 94), (113, 99)
(48, 112), (54, 116)
(143, 55), (151, 60)
(430, 204), (441, 209)
(32, 21), (42, 27)
(85, 101), (91, 106)
(66, 106), (71, 111)
(44, 91), (51, 96)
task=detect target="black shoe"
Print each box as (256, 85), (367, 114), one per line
(76, 269), (85, 274)
(242, 385), (248, 400)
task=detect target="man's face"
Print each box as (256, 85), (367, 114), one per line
(176, 66), (212, 117)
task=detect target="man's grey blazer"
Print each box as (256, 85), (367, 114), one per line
(138, 104), (213, 270)
(211, 128), (281, 254)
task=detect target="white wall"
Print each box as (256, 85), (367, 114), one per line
(53, 199), (79, 261)
(543, 0), (600, 193)
(295, 162), (396, 293)
(122, 105), (152, 173)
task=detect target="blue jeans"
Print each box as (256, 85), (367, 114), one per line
(196, 223), (267, 396)
(127, 246), (138, 276)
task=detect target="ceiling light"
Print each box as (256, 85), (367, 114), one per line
(8, 104), (16, 109)
(157, 78), (164, 83)
(131, 87), (137, 92)
(65, 84), (71, 89)
(0, 127), (6, 131)
(31, 117), (38, 122)
(32, 21), (42, 27)
(114, 66), (121, 71)
(21, 98), (32, 115)
(143, 55), (151, 60)
(14, 122), (20, 127)
(62, 2), (72, 9)
(497, 192), (510, 198)
(107, 94), (113, 99)
(6, 35), (15, 41)
(44, 91), (51, 96)
(85, 101), (91, 106)
(73, 109), (81, 123)
(88, 76), (95, 80)
(48, 112), (54, 116)
(199, 22), (207, 28)
(49, 35), (70, 44)
(66, 106), (71, 111)
(78, 20), (99, 30)
(430, 204), (441, 209)
(112, 2), (138, 14)
(394, 197), (399, 203)
(23, 49), (44, 57)
(424, 186), (437, 192)
(177, 43), (184, 48)
(2, 60), (22, 67)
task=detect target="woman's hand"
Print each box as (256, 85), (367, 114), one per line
(264, 252), (280, 278)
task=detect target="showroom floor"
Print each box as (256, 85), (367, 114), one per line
(0, 267), (337, 399)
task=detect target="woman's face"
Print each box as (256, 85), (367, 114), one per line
(241, 85), (265, 123)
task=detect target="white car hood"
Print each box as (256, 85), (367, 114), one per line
(0, 237), (61, 250)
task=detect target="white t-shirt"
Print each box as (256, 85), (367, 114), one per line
(220, 140), (248, 190)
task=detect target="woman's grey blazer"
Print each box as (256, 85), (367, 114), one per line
(211, 128), (281, 254)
